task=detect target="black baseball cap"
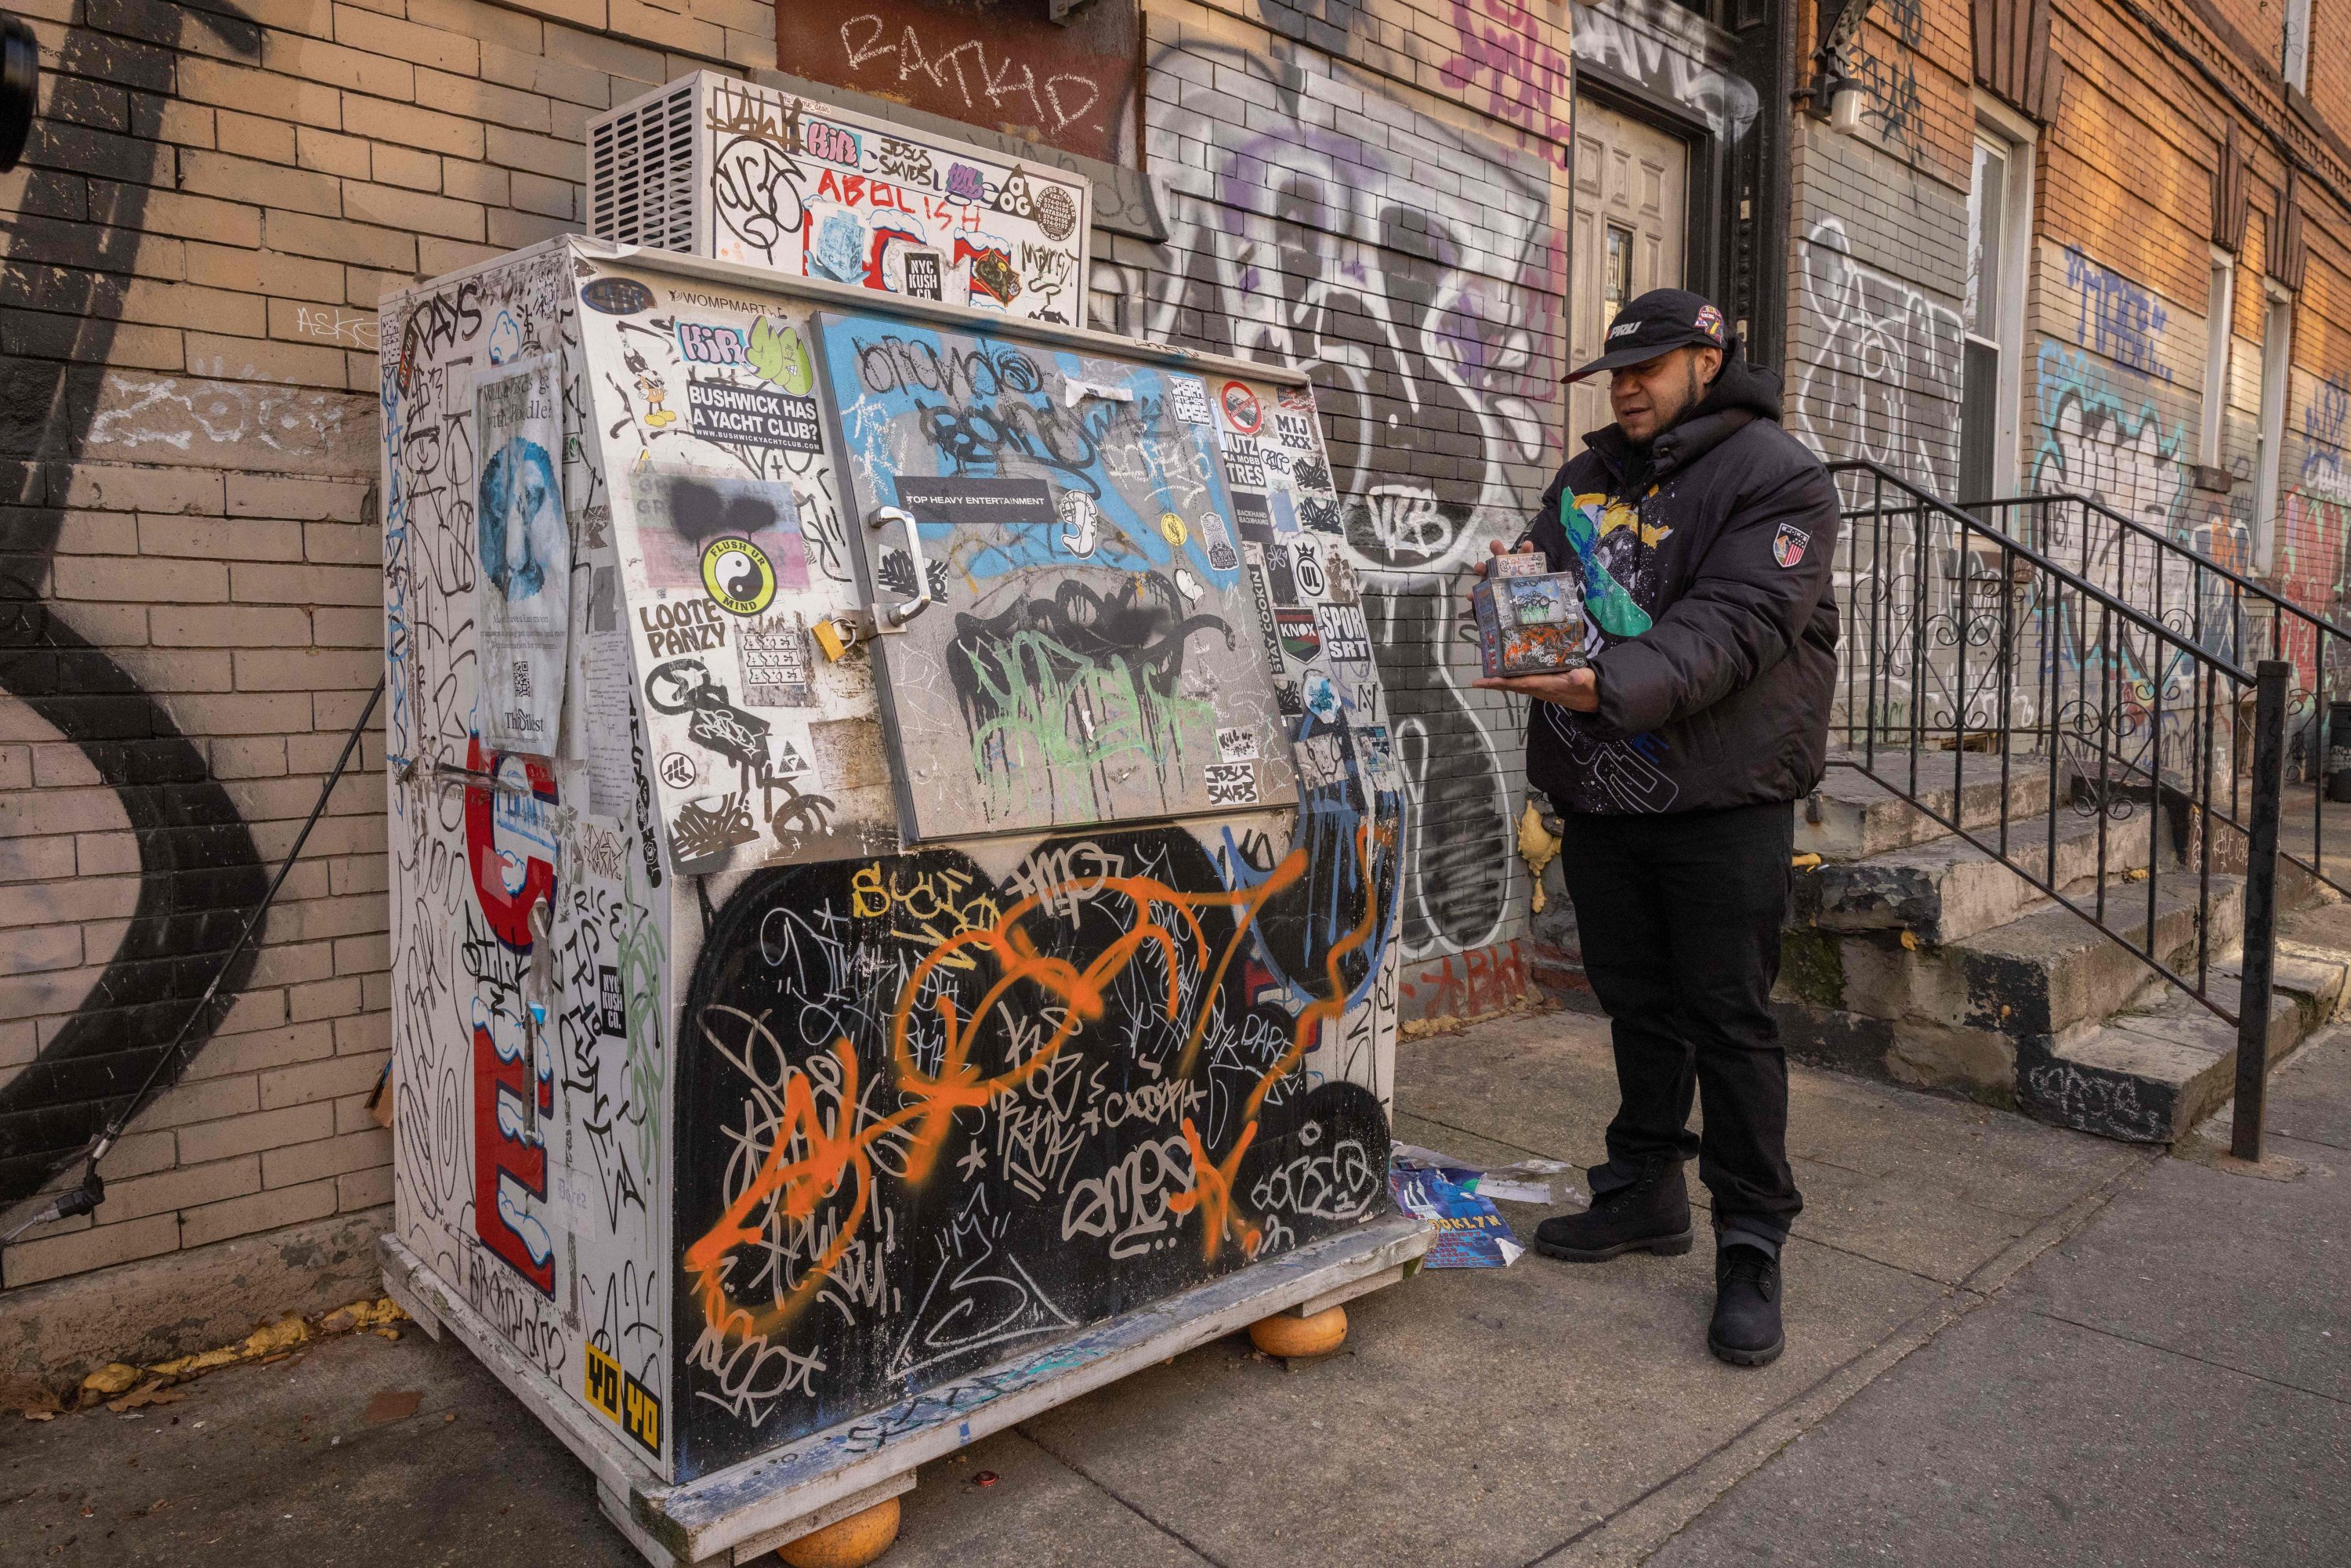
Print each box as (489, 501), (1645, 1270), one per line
(1563, 288), (1731, 382)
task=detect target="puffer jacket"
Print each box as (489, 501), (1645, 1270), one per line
(1520, 352), (1841, 815)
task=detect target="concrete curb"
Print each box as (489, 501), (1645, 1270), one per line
(0, 1205), (388, 1392)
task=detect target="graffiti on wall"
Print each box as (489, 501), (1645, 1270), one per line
(1440, 0), (1575, 147)
(1848, 0), (1925, 156)
(783, 0), (1139, 165)
(1570, 0), (1760, 139)
(2030, 344), (2189, 531)
(1101, 34), (1567, 970)
(2277, 374), (2351, 632)
(2025, 254), (2239, 644)
(1791, 218), (1965, 497)
(2063, 248), (2172, 384)
(0, 5), (274, 1204)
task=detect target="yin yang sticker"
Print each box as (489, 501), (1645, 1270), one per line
(701, 536), (777, 617)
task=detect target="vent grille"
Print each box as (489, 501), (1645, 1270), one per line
(588, 81), (697, 252)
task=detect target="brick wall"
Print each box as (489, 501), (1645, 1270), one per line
(0, 0), (783, 1291)
(1784, 0), (1973, 498)
(2029, 0), (2351, 613)
(0, 0), (1581, 1295)
(1784, 0), (2351, 621)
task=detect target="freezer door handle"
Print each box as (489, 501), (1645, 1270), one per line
(867, 505), (933, 632)
(523, 894), (552, 1138)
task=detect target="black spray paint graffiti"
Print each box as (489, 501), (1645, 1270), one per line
(672, 820), (1393, 1479)
(0, 5), (271, 1202)
(947, 574), (1236, 821)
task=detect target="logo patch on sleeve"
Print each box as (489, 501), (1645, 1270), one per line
(1772, 523), (1810, 569)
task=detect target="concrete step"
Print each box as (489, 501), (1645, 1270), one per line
(1778, 872), (2246, 1104)
(1952, 874), (2245, 1041)
(1795, 805), (2165, 946)
(1796, 874), (2244, 1041)
(1799, 751), (2059, 862)
(1782, 892), (2351, 1136)
(2017, 948), (2349, 1143)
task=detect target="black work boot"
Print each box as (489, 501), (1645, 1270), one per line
(1708, 1244), (1784, 1367)
(1533, 1163), (1693, 1261)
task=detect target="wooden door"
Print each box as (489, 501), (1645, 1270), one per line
(1568, 103), (1690, 442)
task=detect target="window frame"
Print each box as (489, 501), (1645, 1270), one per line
(2201, 244), (2237, 469)
(2255, 276), (2296, 570)
(1968, 92), (2038, 498)
(2285, 0), (2313, 92)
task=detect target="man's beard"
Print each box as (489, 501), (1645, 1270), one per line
(1631, 362), (1707, 449)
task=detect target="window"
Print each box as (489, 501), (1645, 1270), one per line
(2201, 247), (2236, 467)
(1964, 140), (2006, 339)
(1604, 224), (1633, 322)
(1960, 112), (2033, 499)
(2255, 279), (2295, 568)
(2285, 0), (2312, 92)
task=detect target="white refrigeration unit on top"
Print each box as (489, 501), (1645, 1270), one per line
(379, 75), (1425, 1566)
(585, 71), (1092, 325)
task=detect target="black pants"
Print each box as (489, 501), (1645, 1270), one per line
(1557, 799), (1802, 1249)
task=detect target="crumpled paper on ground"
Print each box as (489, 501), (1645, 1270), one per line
(1389, 1147), (1535, 1267)
(1390, 1143), (1585, 1207)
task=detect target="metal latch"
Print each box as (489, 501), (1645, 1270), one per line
(523, 894), (553, 1138)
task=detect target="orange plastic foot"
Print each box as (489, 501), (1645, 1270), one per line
(1248, 1303), (1349, 1359)
(776, 1495), (901, 1568)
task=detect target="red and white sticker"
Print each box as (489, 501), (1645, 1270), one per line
(1220, 380), (1262, 433)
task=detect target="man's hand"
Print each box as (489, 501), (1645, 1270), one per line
(1473, 667), (1600, 711)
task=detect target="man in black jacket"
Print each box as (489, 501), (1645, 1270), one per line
(1471, 288), (1840, 1368)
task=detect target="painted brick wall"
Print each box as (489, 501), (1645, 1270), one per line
(2029, 0), (2248, 572)
(2030, 0), (2351, 628)
(1784, 0), (2351, 629)
(1784, 0), (1973, 502)
(0, 0), (783, 1291)
(0, 0), (1576, 1294)
(1785, 118), (1969, 497)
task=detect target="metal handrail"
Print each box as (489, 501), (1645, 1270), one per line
(1825, 461), (2286, 1157)
(1972, 487), (2351, 645)
(1832, 468), (2254, 680)
(1964, 487), (2349, 903)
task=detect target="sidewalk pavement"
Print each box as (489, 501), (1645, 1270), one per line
(4, 1010), (2343, 1566)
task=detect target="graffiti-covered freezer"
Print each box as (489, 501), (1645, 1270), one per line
(378, 236), (1418, 1527)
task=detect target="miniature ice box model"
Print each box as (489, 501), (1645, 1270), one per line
(377, 86), (1424, 1566)
(1473, 553), (1590, 678)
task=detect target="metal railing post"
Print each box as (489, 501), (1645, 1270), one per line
(2231, 658), (2291, 1162)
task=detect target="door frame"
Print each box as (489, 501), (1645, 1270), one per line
(1571, 72), (1719, 327)
(1565, 0), (1792, 373)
